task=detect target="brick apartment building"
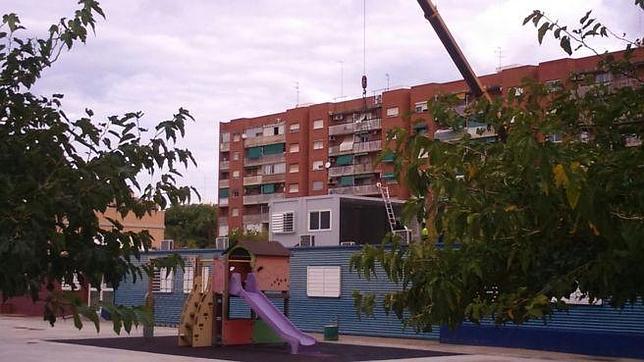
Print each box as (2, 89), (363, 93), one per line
(217, 49), (643, 236)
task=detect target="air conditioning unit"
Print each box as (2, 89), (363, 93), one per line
(160, 239), (174, 250)
(300, 235), (315, 247)
(216, 236), (229, 250)
(340, 241), (356, 246)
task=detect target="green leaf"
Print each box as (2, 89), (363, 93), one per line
(537, 22), (550, 44)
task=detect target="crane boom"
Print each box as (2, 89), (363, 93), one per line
(416, 0), (491, 102)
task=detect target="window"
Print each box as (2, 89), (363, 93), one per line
(200, 266), (211, 292)
(386, 107), (399, 117)
(221, 132), (230, 143)
(595, 72), (612, 84)
(233, 133), (241, 142)
(288, 184), (299, 193)
(232, 190), (240, 198)
(309, 210), (331, 231)
(289, 123), (300, 132)
(153, 267), (173, 293)
(306, 266), (341, 298)
(218, 225), (229, 237)
(545, 79), (563, 93)
(312, 181), (324, 191)
(312, 160), (324, 171)
(313, 140), (324, 150)
(61, 273), (80, 291)
(232, 170), (240, 179)
(233, 152), (239, 161)
(513, 87), (524, 96)
(263, 162), (286, 175)
(289, 144), (300, 153)
(232, 208), (239, 217)
(313, 119), (324, 129)
(289, 164), (299, 173)
(183, 265), (194, 294)
(414, 101), (428, 113)
(271, 212), (295, 233)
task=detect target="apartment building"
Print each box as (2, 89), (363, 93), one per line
(218, 49), (643, 236)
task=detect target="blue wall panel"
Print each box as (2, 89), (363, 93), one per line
(288, 246), (440, 340)
(114, 246), (644, 358)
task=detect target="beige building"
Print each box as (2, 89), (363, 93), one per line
(98, 207), (166, 249)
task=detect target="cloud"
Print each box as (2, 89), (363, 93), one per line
(2, 0), (641, 203)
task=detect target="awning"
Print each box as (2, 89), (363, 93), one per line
(339, 176), (354, 186)
(261, 183), (275, 194)
(335, 154), (353, 166)
(246, 146), (262, 159)
(263, 143), (285, 155)
(381, 151), (395, 162)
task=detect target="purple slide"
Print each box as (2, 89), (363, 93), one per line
(229, 273), (316, 354)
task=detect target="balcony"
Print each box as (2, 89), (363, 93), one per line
(243, 173), (286, 186)
(244, 153), (285, 167)
(220, 160), (230, 170)
(329, 140), (382, 156)
(220, 142), (230, 152)
(243, 213), (269, 225)
(219, 179), (230, 188)
(243, 193), (285, 205)
(218, 216), (228, 226)
(219, 197), (229, 207)
(329, 118), (381, 136)
(244, 134), (286, 148)
(243, 175), (263, 186)
(329, 184), (380, 196)
(328, 163), (375, 177)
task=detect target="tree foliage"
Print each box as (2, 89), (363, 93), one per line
(165, 204), (217, 248)
(351, 7), (644, 331)
(0, 1), (195, 331)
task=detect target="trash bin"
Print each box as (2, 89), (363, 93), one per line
(323, 325), (339, 341)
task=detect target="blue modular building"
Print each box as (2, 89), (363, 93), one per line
(114, 246), (644, 359)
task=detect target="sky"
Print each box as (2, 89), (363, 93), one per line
(3, 1), (642, 203)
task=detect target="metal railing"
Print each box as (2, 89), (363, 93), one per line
(244, 153), (285, 167)
(218, 216), (228, 226)
(243, 193), (285, 205)
(328, 163), (375, 177)
(219, 179), (230, 188)
(243, 213), (269, 224)
(243, 175), (262, 185)
(220, 142), (230, 152)
(219, 197), (229, 207)
(328, 118), (381, 136)
(220, 160), (230, 170)
(243, 134), (286, 147)
(329, 184), (380, 195)
(328, 140), (382, 156)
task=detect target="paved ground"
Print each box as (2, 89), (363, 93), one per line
(0, 315), (638, 361)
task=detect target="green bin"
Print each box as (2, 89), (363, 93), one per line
(323, 325), (339, 341)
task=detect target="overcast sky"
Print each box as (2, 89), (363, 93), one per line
(3, 1), (642, 203)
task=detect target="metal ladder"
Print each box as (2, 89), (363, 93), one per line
(377, 182), (411, 243)
(377, 182), (398, 233)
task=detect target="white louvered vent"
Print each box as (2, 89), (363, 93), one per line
(271, 212), (294, 233)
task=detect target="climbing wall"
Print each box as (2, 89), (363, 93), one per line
(191, 281), (214, 347)
(178, 273), (203, 346)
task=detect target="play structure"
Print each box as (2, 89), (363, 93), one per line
(177, 240), (316, 354)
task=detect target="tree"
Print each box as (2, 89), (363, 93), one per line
(0, 1), (195, 331)
(351, 6), (643, 332)
(165, 204), (218, 248)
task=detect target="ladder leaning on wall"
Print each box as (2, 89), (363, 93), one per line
(376, 182), (411, 244)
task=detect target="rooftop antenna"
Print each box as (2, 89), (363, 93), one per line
(338, 60), (344, 98)
(361, 0), (368, 110)
(385, 73), (390, 90)
(495, 46), (505, 71)
(295, 81), (300, 107)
